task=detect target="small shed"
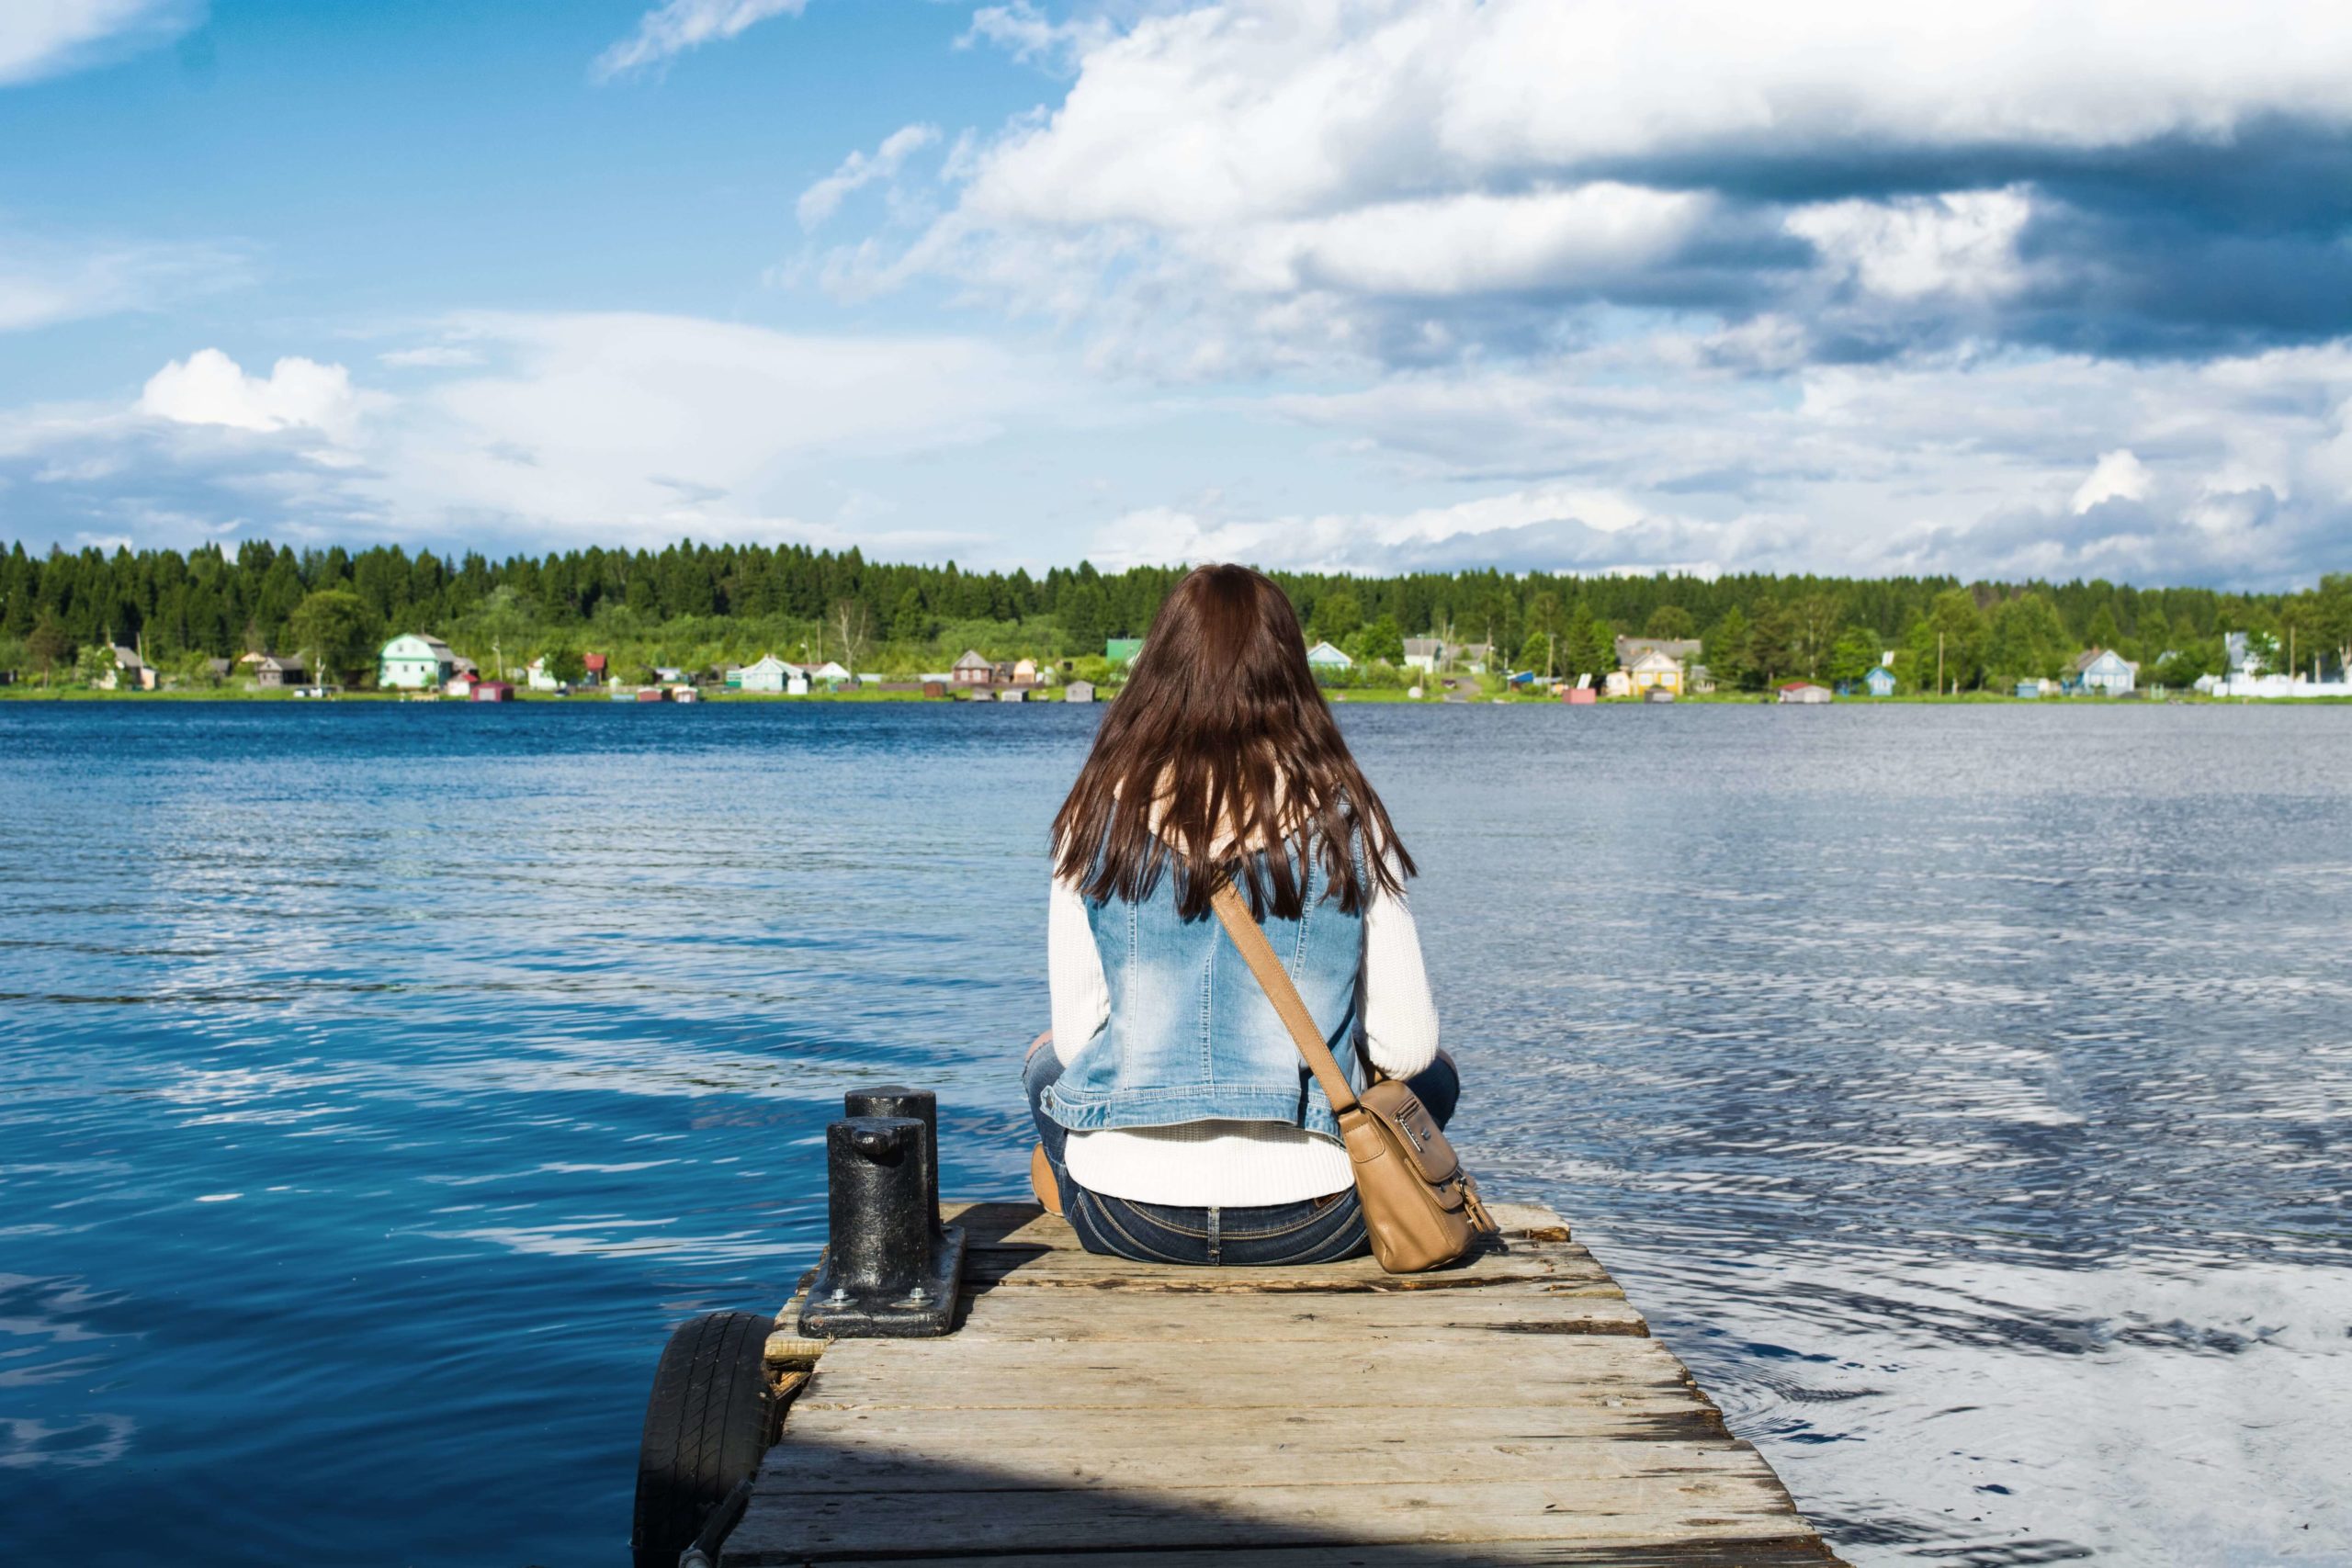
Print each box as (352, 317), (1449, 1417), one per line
(471, 681), (514, 703)
(1561, 686), (1597, 705)
(952, 649), (993, 686)
(1064, 680), (1095, 704)
(2015, 680), (2042, 699)
(997, 687), (1027, 703)
(1863, 665), (1897, 697)
(1778, 682), (1832, 704)
(921, 680), (946, 699)
(253, 654), (307, 689)
(582, 652), (606, 685)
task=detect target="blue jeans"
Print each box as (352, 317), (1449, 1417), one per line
(1024, 1045), (1461, 1267)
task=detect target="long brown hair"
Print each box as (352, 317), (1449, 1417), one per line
(1052, 564), (1412, 919)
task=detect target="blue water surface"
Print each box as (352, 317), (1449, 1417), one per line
(1, 700), (2346, 1566)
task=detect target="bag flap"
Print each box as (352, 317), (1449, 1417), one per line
(1355, 1079), (1462, 1186)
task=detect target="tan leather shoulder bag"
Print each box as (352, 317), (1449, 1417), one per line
(1209, 881), (1499, 1273)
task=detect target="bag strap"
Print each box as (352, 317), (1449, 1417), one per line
(1208, 880), (1362, 1118)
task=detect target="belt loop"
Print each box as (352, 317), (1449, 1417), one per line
(1206, 1205), (1221, 1266)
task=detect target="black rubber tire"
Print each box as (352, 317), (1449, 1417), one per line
(630, 1311), (775, 1568)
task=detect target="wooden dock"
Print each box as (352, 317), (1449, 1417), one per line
(724, 1199), (1843, 1567)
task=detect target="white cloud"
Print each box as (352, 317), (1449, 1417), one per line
(958, 2), (1114, 73)
(0, 314), (1055, 556)
(139, 349), (362, 440)
(378, 344), (484, 369)
(1787, 188), (2033, 301)
(0, 235), (244, 333)
(0, 0), (197, 85)
(592, 0), (806, 82)
(1223, 184), (1708, 298)
(797, 123), (940, 231)
(2071, 449), (2155, 513)
(965, 0), (2352, 233)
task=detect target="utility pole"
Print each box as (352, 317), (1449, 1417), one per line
(1937, 632), (1945, 698)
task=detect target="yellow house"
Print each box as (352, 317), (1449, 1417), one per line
(1626, 647), (1683, 695)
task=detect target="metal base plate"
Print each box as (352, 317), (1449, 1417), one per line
(797, 1225), (967, 1338)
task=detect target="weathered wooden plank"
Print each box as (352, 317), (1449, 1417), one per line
(949, 1288), (1645, 1341)
(772, 1401), (1731, 1451)
(781, 1544), (1837, 1568)
(793, 1334), (1697, 1412)
(728, 1472), (1810, 1560)
(759, 1430), (1770, 1491)
(967, 1245), (1596, 1294)
(731, 1198), (1841, 1568)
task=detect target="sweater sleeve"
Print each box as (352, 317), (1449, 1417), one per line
(1360, 874), (1440, 1079)
(1047, 874), (1111, 1067)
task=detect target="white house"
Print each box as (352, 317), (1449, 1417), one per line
(1402, 637), (1444, 673)
(806, 660), (853, 684)
(524, 656), (563, 692)
(2069, 648), (2138, 695)
(98, 644), (154, 691)
(738, 654), (797, 693)
(1306, 640), (1354, 671)
(379, 633), (459, 691)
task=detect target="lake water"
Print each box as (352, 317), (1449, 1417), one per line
(1, 700), (2346, 1566)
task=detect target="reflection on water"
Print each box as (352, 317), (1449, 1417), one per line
(0, 701), (2346, 1565)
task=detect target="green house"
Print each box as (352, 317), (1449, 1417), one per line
(1105, 638), (1144, 665)
(379, 632), (459, 690)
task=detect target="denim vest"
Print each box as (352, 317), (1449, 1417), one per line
(1044, 834), (1367, 1139)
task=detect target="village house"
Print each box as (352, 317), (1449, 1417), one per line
(1402, 637), (1444, 673)
(1863, 665), (1898, 697)
(379, 633), (460, 690)
(736, 654), (796, 693)
(1012, 657), (1042, 687)
(1624, 647), (1684, 696)
(2067, 648), (2138, 695)
(805, 660), (853, 685)
(99, 645), (155, 691)
(952, 649), (994, 687)
(582, 652), (606, 686)
(1306, 640), (1354, 674)
(524, 657), (565, 693)
(252, 654), (307, 689)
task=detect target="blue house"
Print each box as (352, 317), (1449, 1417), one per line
(2065, 648), (2138, 695)
(2015, 680), (2042, 699)
(1862, 666), (1897, 697)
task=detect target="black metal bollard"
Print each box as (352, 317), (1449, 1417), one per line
(842, 1086), (941, 1238)
(798, 1090), (967, 1339)
(818, 1116), (929, 1297)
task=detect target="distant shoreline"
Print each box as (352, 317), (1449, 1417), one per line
(6, 686), (2344, 706)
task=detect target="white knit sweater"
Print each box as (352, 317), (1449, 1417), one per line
(1046, 874), (1440, 1207)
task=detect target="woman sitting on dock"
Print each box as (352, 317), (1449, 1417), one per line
(1025, 563), (1457, 1266)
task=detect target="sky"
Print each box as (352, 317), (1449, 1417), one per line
(4, 0), (2352, 587)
